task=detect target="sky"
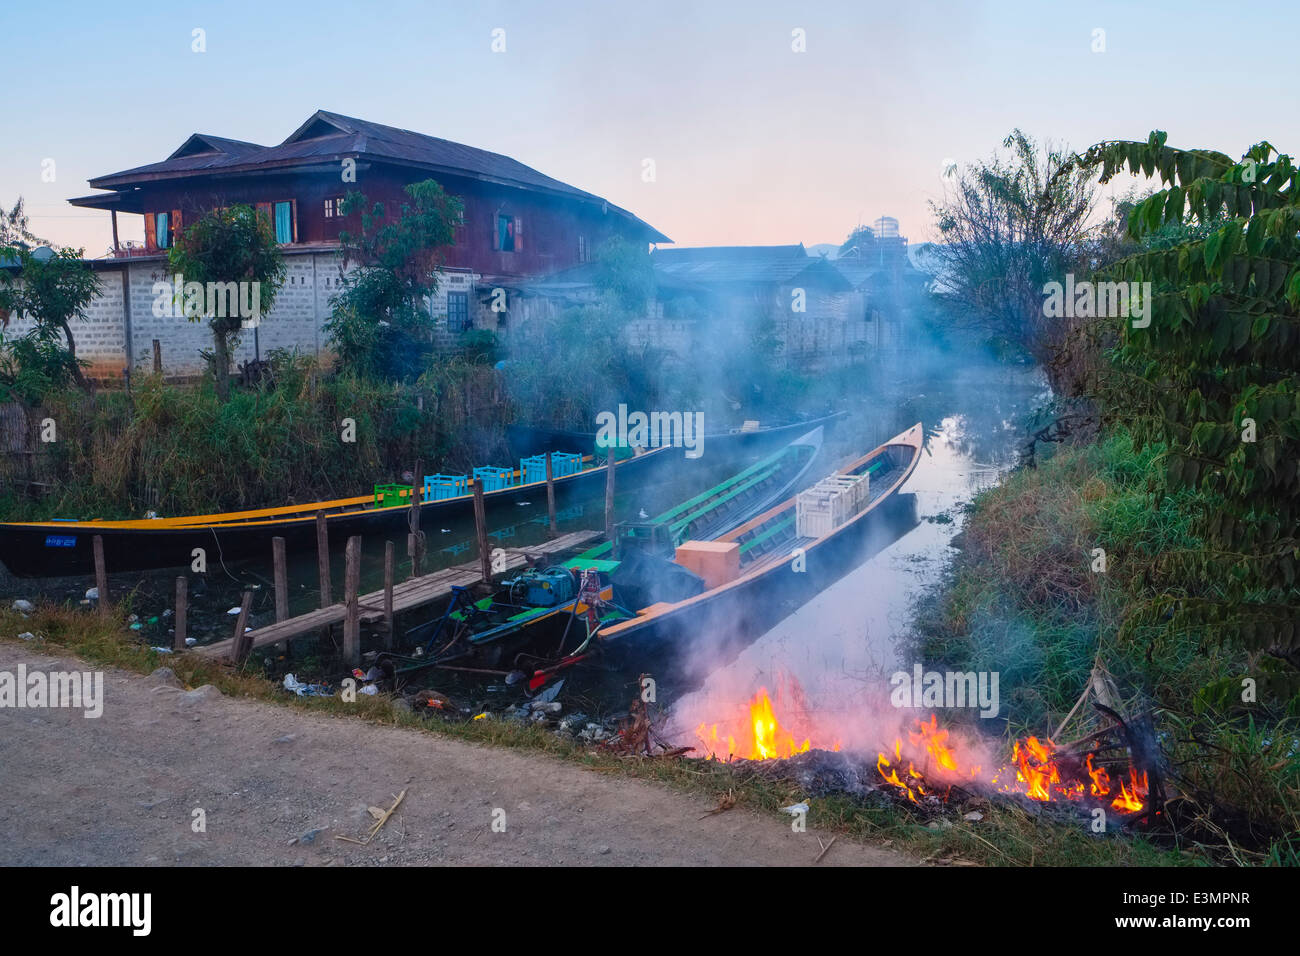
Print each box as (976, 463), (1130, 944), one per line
(3, 0), (1297, 256)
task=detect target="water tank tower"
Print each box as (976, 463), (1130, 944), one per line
(873, 216), (900, 239)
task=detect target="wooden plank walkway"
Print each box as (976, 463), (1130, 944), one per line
(194, 529), (602, 660)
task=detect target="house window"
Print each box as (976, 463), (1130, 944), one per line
(447, 292), (470, 333)
(324, 197), (345, 219)
(155, 212), (171, 249)
(578, 235), (587, 263)
(496, 214), (517, 252)
(273, 201), (296, 244)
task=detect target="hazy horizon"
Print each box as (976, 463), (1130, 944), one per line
(4, 0), (1297, 256)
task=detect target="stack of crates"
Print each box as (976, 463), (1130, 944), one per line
(521, 452), (583, 484)
(424, 473), (468, 501)
(473, 466), (513, 493)
(795, 472), (869, 538)
(373, 483), (411, 508)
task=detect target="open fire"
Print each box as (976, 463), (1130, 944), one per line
(694, 685), (1154, 816)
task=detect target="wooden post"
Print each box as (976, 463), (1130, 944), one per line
(230, 589), (254, 665)
(173, 576), (187, 651)
(343, 535), (361, 668)
(383, 540), (395, 650)
(604, 448), (617, 550)
(546, 451), (557, 538)
(408, 459), (423, 577)
(93, 535), (109, 616)
(473, 480), (491, 584)
(272, 536), (289, 623)
(152, 339), (162, 375)
(315, 512), (331, 607)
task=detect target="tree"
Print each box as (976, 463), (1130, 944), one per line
(166, 205), (285, 401)
(0, 246), (99, 392)
(325, 179), (462, 380)
(0, 197), (48, 249)
(1079, 130), (1300, 696)
(929, 130), (1100, 380)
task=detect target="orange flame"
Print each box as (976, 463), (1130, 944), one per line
(875, 715), (1149, 814)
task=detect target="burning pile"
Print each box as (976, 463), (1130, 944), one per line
(693, 683), (1160, 820)
(696, 683), (840, 762)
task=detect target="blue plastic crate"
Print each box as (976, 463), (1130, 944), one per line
(521, 452), (584, 484)
(473, 466), (513, 493)
(424, 473), (468, 501)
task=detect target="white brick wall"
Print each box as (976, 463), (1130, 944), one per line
(3, 253), (486, 378)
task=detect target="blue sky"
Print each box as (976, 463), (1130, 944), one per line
(4, 0), (1296, 255)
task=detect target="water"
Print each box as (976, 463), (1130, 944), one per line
(664, 364), (1048, 745)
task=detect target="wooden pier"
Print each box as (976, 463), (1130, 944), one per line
(194, 529), (602, 662)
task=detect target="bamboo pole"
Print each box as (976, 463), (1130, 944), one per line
(546, 451), (557, 538)
(383, 540), (395, 650)
(173, 576), (187, 651)
(272, 536), (289, 623)
(408, 459), (423, 577)
(93, 535), (109, 616)
(230, 590), (254, 665)
(473, 480), (491, 584)
(315, 512), (331, 607)
(604, 448), (617, 550)
(343, 535), (361, 668)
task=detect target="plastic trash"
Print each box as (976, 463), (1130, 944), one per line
(226, 607), (241, 615)
(532, 678), (565, 704)
(359, 684), (379, 696)
(184, 637), (197, 647)
(17, 632), (35, 641)
(780, 802), (810, 816)
(85, 588), (98, 601)
(283, 673), (331, 697)
(11, 599), (34, 614)
(151, 646), (173, 654)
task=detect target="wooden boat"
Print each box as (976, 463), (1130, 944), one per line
(0, 417), (836, 579)
(376, 428), (826, 677)
(521, 422), (925, 690)
(505, 410), (846, 459)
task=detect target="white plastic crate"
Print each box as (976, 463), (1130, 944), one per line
(795, 472), (869, 538)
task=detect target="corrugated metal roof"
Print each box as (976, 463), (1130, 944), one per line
(82, 110), (668, 241)
(652, 244), (849, 288)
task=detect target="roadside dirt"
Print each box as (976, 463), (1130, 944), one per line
(0, 642), (911, 866)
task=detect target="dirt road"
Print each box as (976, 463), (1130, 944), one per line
(0, 642), (909, 866)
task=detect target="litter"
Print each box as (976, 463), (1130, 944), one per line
(226, 607), (241, 615)
(283, 673), (331, 697)
(17, 632), (35, 641)
(151, 646), (173, 654)
(780, 802), (810, 816)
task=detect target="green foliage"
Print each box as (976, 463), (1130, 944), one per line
(10, 354), (503, 519)
(166, 205), (285, 401)
(0, 246), (98, 395)
(928, 129), (1101, 377)
(326, 179), (463, 381)
(592, 236), (654, 312)
(1078, 131), (1300, 686)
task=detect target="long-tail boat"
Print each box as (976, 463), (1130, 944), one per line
(0, 417), (835, 578)
(516, 422), (925, 690)
(376, 427), (826, 678)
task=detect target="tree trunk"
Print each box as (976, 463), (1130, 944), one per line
(60, 320), (90, 391)
(213, 329), (230, 401)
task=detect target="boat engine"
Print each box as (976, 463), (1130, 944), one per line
(504, 566), (577, 607)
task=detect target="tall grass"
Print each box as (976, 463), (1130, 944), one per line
(911, 429), (1298, 862)
(6, 353), (507, 520)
